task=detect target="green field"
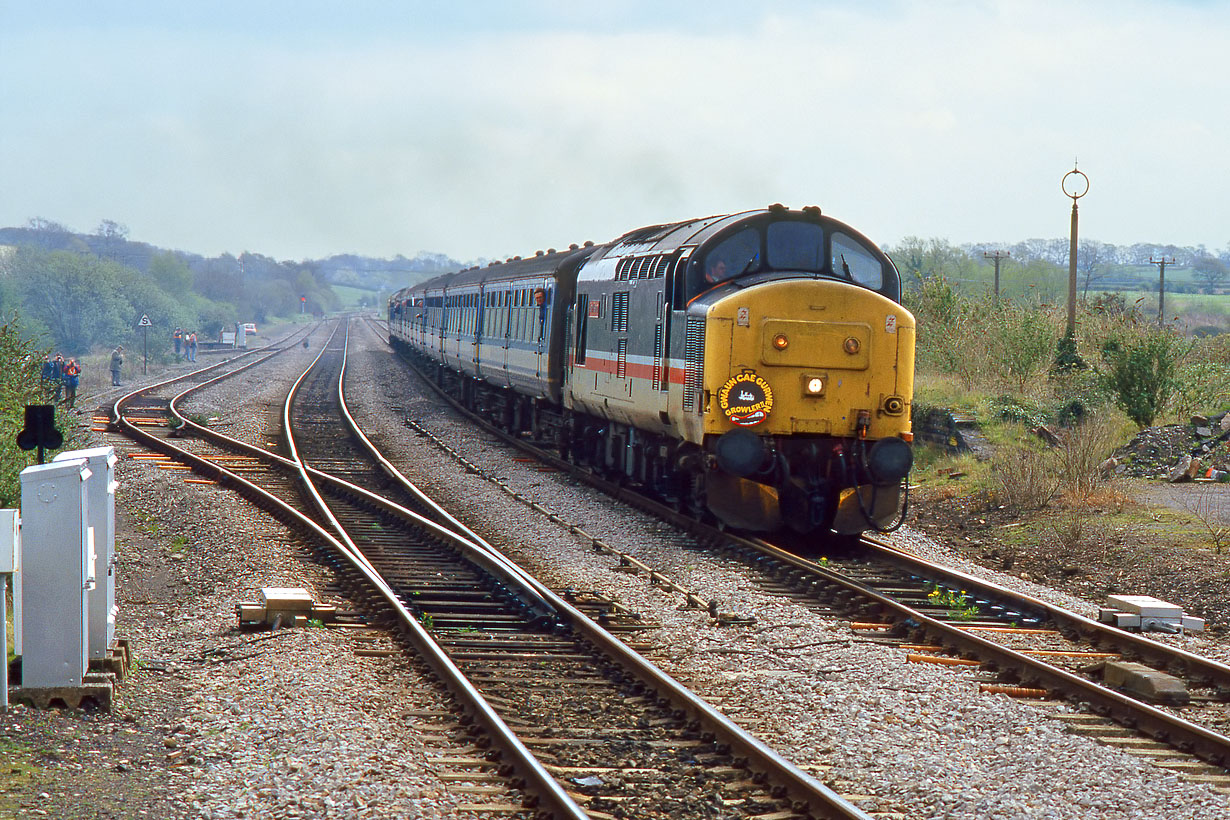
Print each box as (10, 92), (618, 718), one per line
(332, 284), (385, 309)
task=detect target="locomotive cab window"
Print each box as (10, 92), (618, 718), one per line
(767, 221), (824, 272)
(691, 227), (759, 297)
(831, 232), (883, 290)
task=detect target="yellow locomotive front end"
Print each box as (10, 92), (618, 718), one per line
(693, 278), (915, 534)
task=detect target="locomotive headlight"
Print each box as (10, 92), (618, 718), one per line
(801, 373), (827, 397)
(772, 333), (790, 350)
(843, 337), (861, 355)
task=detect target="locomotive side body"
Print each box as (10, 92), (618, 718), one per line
(390, 207), (915, 537)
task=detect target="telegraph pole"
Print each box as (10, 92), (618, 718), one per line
(983, 250), (1010, 300)
(1150, 255), (1176, 326)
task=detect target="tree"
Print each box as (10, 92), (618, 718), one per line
(23, 217), (73, 251)
(148, 252), (194, 295)
(1078, 239), (1109, 299)
(13, 249), (130, 354)
(1011, 238), (1068, 266)
(886, 237), (978, 291)
(0, 316), (74, 505)
(1192, 256), (1228, 293)
(93, 219), (130, 262)
(1100, 327), (1190, 427)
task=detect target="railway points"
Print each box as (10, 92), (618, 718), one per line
(8, 315), (1230, 818)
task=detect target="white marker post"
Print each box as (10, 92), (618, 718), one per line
(137, 313), (152, 374)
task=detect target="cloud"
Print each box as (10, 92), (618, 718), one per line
(2, 1), (1229, 261)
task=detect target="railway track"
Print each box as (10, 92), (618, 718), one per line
(112, 317), (876, 819)
(367, 314), (1230, 791)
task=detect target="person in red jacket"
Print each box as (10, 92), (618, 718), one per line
(62, 358), (81, 408)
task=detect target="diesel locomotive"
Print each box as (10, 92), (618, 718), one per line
(388, 205), (915, 537)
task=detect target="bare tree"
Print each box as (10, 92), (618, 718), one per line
(94, 219), (130, 262)
(1079, 238), (1109, 299)
(23, 217), (71, 250)
(1193, 256), (1228, 293)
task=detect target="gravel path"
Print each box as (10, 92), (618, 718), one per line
(5, 316), (1230, 819)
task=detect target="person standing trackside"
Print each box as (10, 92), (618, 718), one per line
(110, 345), (124, 386)
(51, 353), (65, 402)
(173, 327), (183, 360)
(188, 332), (197, 362)
(41, 354), (56, 396)
(62, 357), (81, 408)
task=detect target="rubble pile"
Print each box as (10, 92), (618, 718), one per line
(1110, 413), (1230, 481)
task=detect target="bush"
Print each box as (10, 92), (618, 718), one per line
(1053, 415), (1120, 500)
(990, 395), (1049, 427)
(1172, 362), (1230, 421)
(1099, 327), (1191, 428)
(908, 276), (988, 390)
(991, 436), (1061, 510)
(0, 316), (74, 506)
(991, 301), (1062, 391)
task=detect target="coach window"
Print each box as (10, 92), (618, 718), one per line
(512, 290), (520, 340)
(767, 221), (824, 272)
(831, 232), (883, 290)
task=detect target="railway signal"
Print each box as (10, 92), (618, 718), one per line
(15, 404), (62, 464)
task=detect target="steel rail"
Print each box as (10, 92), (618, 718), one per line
(112, 321), (580, 816)
(333, 329), (560, 622)
(861, 534), (1230, 690)
(744, 537), (1230, 769)
(354, 318), (873, 819)
(109, 323), (318, 427)
(370, 315), (1230, 773)
(286, 321), (591, 820)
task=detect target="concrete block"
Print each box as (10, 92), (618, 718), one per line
(1112, 612), (1141, 630)
(1103, 661), (1189, 705)
(1182, 615), (1207, 632)
(1106, 595), (1183, 619)
(259, 588), (314, 611)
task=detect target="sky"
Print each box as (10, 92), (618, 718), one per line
(2, 1), (1227, 263)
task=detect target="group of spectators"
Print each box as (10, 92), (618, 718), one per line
(40, 353), (82, 408)
(39, 328), (207, 412)
(173, 328), (198, 362)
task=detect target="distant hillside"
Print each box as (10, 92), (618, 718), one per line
(313, 252), (461, 292)
(0, 223), (465, 293)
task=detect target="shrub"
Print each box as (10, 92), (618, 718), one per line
(991, 436), (1061, 510)
(990, 395), (1048, 427)
(990, 301), (1062, 391)
(1099, 327), (1191, 427)
(1053, 415), (1120, 500)
(908, 276), (990, 390)
(1172, 362), (1230, 421)
(0, 315), (73, 506)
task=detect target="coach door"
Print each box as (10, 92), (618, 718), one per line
(533, 283), (549, 380)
